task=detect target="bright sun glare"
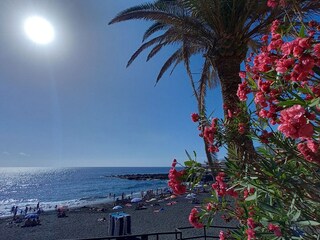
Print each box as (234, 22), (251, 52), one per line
(24, 16), (55, 45)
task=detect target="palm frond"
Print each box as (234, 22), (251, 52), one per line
(143, 22), (168, 41)
(156, 49), (182, 83)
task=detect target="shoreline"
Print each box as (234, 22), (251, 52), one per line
(0, 191), (237, 240)
(0, 186), (170, 219)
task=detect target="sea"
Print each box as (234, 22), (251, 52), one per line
(0, 167), (171, 218)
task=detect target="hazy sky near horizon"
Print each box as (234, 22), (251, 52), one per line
(0, 0), (225, 167)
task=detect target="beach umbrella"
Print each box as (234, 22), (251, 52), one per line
(25, 213), (39, 219)
(146, 198), (157, 202)
(112, 205), (122, 210)
(186, 193), (197, 199)
(131, 197), (142, 203)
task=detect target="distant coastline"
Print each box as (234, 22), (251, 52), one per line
(110, 173), (168, 180)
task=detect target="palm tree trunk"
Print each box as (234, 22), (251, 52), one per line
(214, 56), (256, 165)
(188, 70), (215, 175)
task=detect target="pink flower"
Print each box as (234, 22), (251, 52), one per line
(219, 230), (226, 240)
(189, 208), (204, 229)
(226, 188), (238, 198)
(212, 172), (228, 197)
(191, 113), (200, 122)
(307, 140), (319, 153)
(313, 43), (320, 58)
(298, 124), (314, 139)
(259, 130), (272, 143)
(297, 142), (320, 164)
(281, 42), (294, 55)
(239, 71), (246, 79)
(237, 81), (251, 101)
(278, 105), (314, 139)
(172, 159), (177, 167)
(168, 162), (186, 195)
(268, 223), (282, 237)
(261, 35), (269, 42)
(208, 145), (219, 153)
(275, 58), (294, 73)
(254, 92), (268, 107)
(246, 228), (256, 240)
(238, 123), (246, 134)
(267, 0), (278, 8)
(206, 203), (213, 211)
(258, 109), (268, 118)
(247, 218), (255, 229)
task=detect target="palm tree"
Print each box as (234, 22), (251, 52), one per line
(109, 0), (320, 166)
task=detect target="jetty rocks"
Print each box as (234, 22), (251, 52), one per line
(112, 173), (168, 181)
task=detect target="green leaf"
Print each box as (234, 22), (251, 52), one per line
(291, 210), (301, 222)
(297, 87), (310, 95)
(245, 191), (257, 201)
(299, 25), (306, 37)
(193, 151), (197, 159)
(184, 160), (193, 167)
(185, 150), (193, 161)
(296, 220), (320, 226)
(259, 202), (279, 214)
(277, 99), (304, 107)
(309, 98), (320, 108)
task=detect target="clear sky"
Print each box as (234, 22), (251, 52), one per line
(0, 0), (224, 167)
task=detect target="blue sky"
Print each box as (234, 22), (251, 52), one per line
(0, 0), (225, 167)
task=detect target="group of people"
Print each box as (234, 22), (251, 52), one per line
(108, 187), (171, 203)
(11, 202), (41, 219)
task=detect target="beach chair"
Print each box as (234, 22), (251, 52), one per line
(109, 212), (131, 236)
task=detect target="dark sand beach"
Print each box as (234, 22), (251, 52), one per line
(0, 193), (236, 240)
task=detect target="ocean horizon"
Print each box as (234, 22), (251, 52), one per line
(0, 167), (172, 218)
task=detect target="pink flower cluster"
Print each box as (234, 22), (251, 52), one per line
(259, 130), (273, 144)
(297, 141), (320, 165)
(212, 172), (238, 198)
(237, 20), (320, 164)
(189, 208), (204, 228)
(278, 105), (314, 139)
(203, 118), (220, 153)
(219, 230), (227, 240)
(237, 81), (251, 101)
(267, 0), (286, 8)
(168, 159), (186, 195)
(268, 223), (282, 237)
(238, 123), (246, 134)
(238, 20), (320, 124)
(246, 218), (256, 240)
(191, 113), (200, 122)
(191, 113), (220, 153)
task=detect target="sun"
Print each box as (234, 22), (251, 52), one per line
(24, 16), (55, 45)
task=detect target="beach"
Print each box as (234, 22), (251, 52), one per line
(0, 193), (236, 240)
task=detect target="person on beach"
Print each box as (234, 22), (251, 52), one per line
(11, 206), (15, 214)
(13, 206), (18, 220)
(36, 202), (40, 209)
